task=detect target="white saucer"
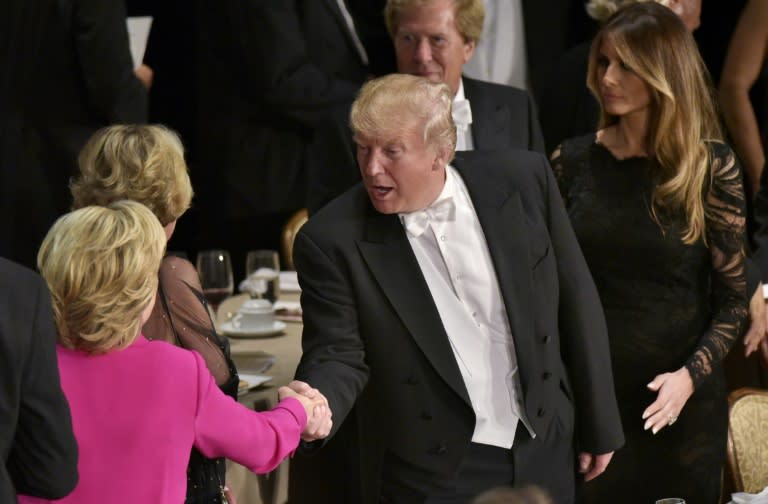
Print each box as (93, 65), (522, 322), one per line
(220, 320), (286, 338)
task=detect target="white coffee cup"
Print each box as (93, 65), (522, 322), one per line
(231, 299), (274, 330)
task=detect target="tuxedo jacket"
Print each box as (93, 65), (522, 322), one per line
(0, 258), (78, 500)
(294, 149), (624, 502)
(196, 0), (368, 218)
(463, 76), (545, 154)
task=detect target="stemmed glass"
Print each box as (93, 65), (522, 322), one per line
(245, 250), (280, 303)
(196, 250), (234, 315)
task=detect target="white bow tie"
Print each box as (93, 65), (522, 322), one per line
(401, 197), (456, 237)
(452, 98), (473, 132)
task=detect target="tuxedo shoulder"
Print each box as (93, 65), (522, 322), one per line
(453, 149), (552, 195)
(0, 257), (44, 297)
(454, 148), (549, 174)
(302, 183), (371, 240)
(463, 77), (531, 102)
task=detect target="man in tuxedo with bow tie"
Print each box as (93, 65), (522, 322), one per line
(290, 74), (623, 503)
(386, 0), (545, 154)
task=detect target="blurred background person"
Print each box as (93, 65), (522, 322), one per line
(550, 4), (747, 502)
(19, 200), (326, 503)
(720, 0), (768, 199)
(0, 257), (78, 502)
(0, 0), (147, 271)
(69, 124), (240, 503)
(726, 0), (768, 388)
(461, 0), (593, 97)
(195, 0), (371, 275)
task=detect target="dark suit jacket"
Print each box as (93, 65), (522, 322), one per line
(294, 149), (624, 502)
(0, 258), (78, 500)
(0, 0), (146, 269)
(196, 0), (368, 218)
(463, 76), (545, 154)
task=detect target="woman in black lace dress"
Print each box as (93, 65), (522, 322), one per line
(550, 4), (748, 502)
(70, 125), (239, 504)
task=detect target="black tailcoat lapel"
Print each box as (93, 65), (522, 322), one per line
(453, 155), (537, 394)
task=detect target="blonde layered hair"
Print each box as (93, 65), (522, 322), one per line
(37, 201), (166, 354)
(385, 0), (484, 43)
(351, 74), (456, 158)
(71, 124), (192, 226)
(587, 2), (721, 244)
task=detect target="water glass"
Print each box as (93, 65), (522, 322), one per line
(245, 249), (280, 303)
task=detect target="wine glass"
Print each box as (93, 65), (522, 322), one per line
(196, 250), (233, 315)
(245, 250), (280, 303)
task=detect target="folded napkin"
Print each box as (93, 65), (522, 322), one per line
(239, 268), (279, 297)
(729, 487), (768, 504)
(279, 271), (301, 293)
(273, 300), (302, 322)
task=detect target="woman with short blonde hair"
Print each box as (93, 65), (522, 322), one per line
(23, 200), (321, 504)
(71, 124), (192, 226)
(69, 124), (237, 503)
(38, 200), (165, 354)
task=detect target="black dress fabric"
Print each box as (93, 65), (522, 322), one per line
(551, 134), (748, 503)
(144, 255), (239, 504)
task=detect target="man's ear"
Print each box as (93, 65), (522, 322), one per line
(432, 143), (451, 171)
(463, 39), (477, 64)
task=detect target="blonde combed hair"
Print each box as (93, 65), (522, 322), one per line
(585, 0), (671, 22)
(587, 2), (721, 244)
(351, 73), (456, 159)
(71, 124), (192, 226)
(385, 0), (484, 43)
(37, 201), (166, 354)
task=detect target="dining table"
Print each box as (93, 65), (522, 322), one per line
(217, 289), (303, 504)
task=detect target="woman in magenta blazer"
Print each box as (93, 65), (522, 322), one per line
(19, 201), (328, 503)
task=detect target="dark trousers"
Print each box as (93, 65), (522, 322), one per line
(381, 426), (576, 504)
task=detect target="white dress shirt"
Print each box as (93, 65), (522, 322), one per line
(453, 80), (474, 152)
(462, 0), (529, 90)
(399, 166), (534, 449)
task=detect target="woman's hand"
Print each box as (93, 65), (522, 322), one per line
(642, 367), (694, 434)
(744, 283), (767, 356)
(279, 381), (333, 441)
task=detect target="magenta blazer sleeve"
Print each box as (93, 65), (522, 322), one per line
(189, 352), (306, 473)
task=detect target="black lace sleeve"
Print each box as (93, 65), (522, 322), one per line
(684, 143), (749, 387)
(143, 255), (235, 388)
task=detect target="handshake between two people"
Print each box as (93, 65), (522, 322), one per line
(278, 380), (333, 442)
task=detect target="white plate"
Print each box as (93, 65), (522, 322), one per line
(221, 320), (286, 338)
(237, 373), (273, 396)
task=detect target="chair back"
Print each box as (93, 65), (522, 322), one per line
(281, 208), (308, 270)
(726, 387), (768, 493)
